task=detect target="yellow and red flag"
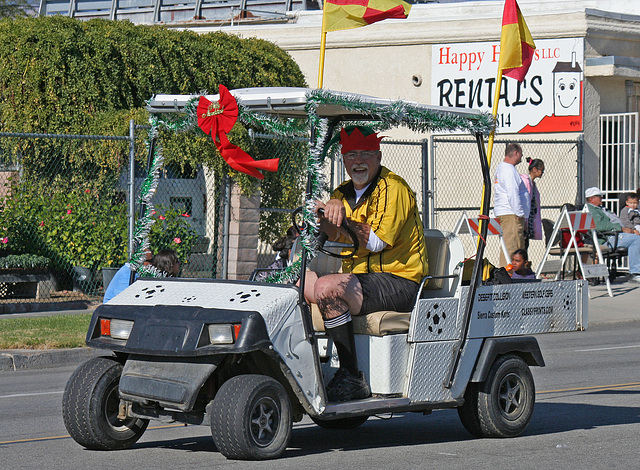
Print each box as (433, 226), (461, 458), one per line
(322, 0), (411, 33)
(498, 0), (536, 81)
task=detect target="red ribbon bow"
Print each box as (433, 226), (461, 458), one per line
(197, 85), (279, 180)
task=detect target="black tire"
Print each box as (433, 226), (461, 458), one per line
(311, 415), (369, 429)
(62, 356), (149, 450)
(211, 374), (292, 460)
(457, 354), (535, 438)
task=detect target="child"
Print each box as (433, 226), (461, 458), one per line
(619, 193), (640, 233)
(510, 249), (536, 280)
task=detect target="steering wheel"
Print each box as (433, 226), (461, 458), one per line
(291, 207), (359, 259)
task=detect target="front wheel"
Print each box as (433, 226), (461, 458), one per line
(62, 356), (149, 450)
(211, 375), (292, 460)
(458, 354), (535, 438)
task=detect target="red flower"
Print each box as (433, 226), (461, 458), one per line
(173, 237), (181, 244)
(85, 189), (90, 193)
(67, 209), (72, 214)
(39, 221), (44, 227)
(1, 237), (8, 244)
(159, 215), (165, 220)
(181, 213), (190, 218)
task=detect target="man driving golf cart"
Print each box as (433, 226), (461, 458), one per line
(303, 125), (428, 402)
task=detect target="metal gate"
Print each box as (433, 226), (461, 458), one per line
(600, 112), (639, 213)
(429, 136), (583, 268)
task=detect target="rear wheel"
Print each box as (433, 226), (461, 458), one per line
(62, 356), (148, 450)
(311, 415), (369, 430)
(211, 374), (292, 460)
(458, 354), (535, 438)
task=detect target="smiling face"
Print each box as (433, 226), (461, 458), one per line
(553, 72), (580, 116)
(343, 150), (382, 189)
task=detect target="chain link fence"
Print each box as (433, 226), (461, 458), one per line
(430, 136), (583, 268)
(0, 127), (229, 305)
(0, 131), (135, 304)
(0, 126), (583, 305)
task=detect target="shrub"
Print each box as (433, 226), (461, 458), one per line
(0, 254), (51, 270)
(0, 179), (128, 271)
(149, 207), (199, 263)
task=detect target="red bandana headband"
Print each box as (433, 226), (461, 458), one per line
(339, 127), (384, 154)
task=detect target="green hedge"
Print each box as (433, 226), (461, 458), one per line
(0, 16), (306, 191)
(0, 16), (308, 259)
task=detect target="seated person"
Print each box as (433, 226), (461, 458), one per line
(619, 193), (640, 233)
(103, 249), (180, 303)
(301, 125), (428, 402)
(510, 249), (535, 280)
(585, 187), (640, 283)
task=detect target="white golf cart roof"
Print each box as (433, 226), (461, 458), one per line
(147, 87), (489, 126)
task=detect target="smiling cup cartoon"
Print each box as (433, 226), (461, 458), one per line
(552, 51), (582, 117)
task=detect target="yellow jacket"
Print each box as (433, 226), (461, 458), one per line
(331, 167), (428, 284)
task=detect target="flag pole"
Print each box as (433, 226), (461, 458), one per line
(486, 68), (503, 168)
(318, 30), (327, 89)
(476, 65), (503, 252)
(317, 6), (328, 89)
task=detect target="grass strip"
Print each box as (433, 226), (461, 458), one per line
(0, 314), (92, 349)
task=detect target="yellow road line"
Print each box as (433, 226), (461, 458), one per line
(537, 382), (640, 394)
(0, 423), (187, 445)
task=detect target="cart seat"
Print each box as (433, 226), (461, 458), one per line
(311, 304), (410, 335)
(309, 232), (450, 336)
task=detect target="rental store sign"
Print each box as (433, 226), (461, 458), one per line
(431, 38), (584, 134)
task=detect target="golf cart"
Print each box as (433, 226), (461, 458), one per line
(62, 87), (588, 460)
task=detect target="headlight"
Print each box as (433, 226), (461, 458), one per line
(100, 318), (134, 340)
(208, 324), (241, 344)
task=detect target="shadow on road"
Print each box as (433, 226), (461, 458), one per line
(131, 393), (640, 458)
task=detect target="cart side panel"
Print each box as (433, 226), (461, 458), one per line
(461, 280), (588, 338)
(405, 339), (483, 402)
(408, 298), (462, 342)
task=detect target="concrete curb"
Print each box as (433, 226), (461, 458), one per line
(0, 347), (104, 372)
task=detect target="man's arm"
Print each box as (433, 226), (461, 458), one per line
(588, 204), (622, 232)
(317, 199), (387, 252)
(501, 168), (526, 216)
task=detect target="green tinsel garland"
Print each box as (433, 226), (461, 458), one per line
(134, 88), (496, 281)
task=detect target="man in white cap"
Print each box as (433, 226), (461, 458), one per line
(493, 143), (530, 267)
(585, 187), (640, 283)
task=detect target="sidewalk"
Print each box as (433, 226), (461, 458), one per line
(1, 279), (639, 372)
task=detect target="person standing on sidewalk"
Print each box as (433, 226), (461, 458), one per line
(494, 143), (531, 267)
(520, 157), (545, 249)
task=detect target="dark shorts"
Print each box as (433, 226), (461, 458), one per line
(355, 273), (420, 315)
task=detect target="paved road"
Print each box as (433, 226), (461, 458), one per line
(1, 318), (639, 468)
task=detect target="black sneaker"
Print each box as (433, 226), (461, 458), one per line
(326, 368), (371, 402)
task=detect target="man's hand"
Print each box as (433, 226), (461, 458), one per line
(319, 199), (347, 227)
(316, 199), (371, 247)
